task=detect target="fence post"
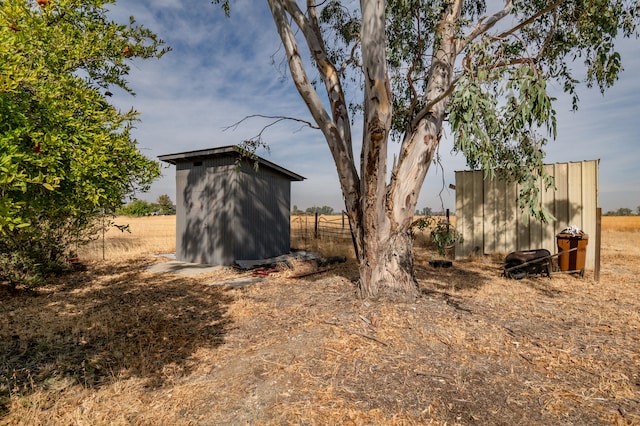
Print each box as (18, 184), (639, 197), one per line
(595, 207), (601, 281)
(314, 212), (319, 239)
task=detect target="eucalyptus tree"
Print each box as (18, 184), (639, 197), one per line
(215, 0), (638, 300)
(0, 0), (168, 287)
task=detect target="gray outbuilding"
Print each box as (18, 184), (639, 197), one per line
(158, 146), (304, 265)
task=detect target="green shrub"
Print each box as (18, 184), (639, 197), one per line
(412, 216), (463, 257)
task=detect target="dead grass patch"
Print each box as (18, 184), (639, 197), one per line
(1, 218), (639, 424)
(602, 215), (640, 232)
(82, 216), (176, 261)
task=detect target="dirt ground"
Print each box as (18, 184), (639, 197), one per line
(1, 225), (639, 425)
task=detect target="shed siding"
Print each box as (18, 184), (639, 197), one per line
(236, 164), (291, 260)
(207, 166), (237, 265)
(176, 162), (218, 264)
(455, 160), (599, 269)
(171, 152), (298, 265)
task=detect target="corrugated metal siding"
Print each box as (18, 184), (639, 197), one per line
(207, 166), (236, 265)
(176, 162), (214, 263)
(236, 164), (291, 260)
(455, 160), (599, 268)
(174, 155), (293, 265)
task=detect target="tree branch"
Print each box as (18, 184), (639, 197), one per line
(404, 7), (426, 134)
(457, 0), (513, 52)
(268, 1), (333, 132)
(284, 0), (354, 157)
(498, 0), (565, 38)
(337, 41), (362, 76)
(388, 0), (462, 227)
(267, 0), (361, 216)
(536, 8), (560, 61)
(222, 114), (320, 132)
(489, 57), (537, 69)
(409, 74), (461, 130)
(421, 0), (562, 131)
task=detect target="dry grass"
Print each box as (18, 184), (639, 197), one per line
(602, 215), (640, 232)
(290, 214), (455, 260)
(1, 217), (639, 425)
(82, 216), (176, 261)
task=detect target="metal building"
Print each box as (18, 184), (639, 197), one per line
(454, 160), (599, 268)
(159, 146), (304, 265)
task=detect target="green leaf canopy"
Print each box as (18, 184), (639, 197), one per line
(0, 0), (168, 286)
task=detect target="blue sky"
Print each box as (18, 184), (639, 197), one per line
(107, 0), (640, 213)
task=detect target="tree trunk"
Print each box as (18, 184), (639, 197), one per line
(351, 1), (461, 300)
(356, 222), (418, 301)
(267, 0), (455, 301)
(352, 0), (418, 301)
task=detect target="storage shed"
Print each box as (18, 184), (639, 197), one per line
(454, 160), (599, 269)
(158, 146), (304, 265)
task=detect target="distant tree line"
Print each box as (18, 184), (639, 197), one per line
(118, 195), (175, 216)
(603, 207), (640, 216)
(291, 205), (336, 215)
(291, 205), (456, 217)
(415, 207), (432, 216)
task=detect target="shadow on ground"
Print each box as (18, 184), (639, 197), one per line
(0, 260), (234, 414)
(416, 260), (492, 291)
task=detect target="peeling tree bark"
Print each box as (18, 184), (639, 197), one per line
(354, 0), (463, 300)
(356, 0), (417, 300)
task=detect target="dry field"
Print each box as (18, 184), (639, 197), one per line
(82, 216), (177, 261)
(1, 216), (639, 425)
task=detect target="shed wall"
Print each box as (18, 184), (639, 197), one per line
(236, 163), (292, 260)
(454, 160), (599, 268)
(174, 156), (292, 265)
(175, 156), (238, 264)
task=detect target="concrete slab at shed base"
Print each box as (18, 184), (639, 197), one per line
(146, 258), (264, 288)
(206, 277), (263, 288)
(146, 260), (226, 276)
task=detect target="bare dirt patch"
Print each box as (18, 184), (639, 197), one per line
(1, 223), (639, 425)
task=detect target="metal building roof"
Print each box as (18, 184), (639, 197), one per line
(158, 145), (305, 181)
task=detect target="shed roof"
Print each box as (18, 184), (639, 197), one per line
(158, 145), (305, 181)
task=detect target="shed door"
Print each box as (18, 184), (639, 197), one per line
(178, 165), (234, 265)
(189, 188), (210, 264)
(207, 169), (234, 265)
(177, 161), (217, 264)
(178, 165), (212, 264)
